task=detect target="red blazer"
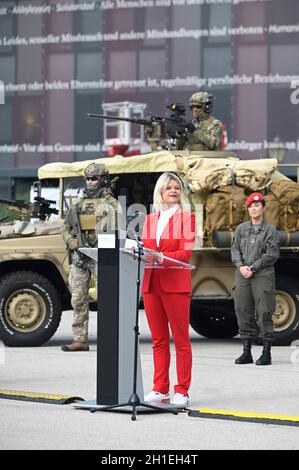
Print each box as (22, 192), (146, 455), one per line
(141, 210), (196, 293)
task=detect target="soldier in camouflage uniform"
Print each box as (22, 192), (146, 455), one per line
(185, 92), (223, 151)
(61, 163), (120, 352)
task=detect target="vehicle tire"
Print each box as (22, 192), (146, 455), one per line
(0, 271), (62, 347)
(190, 302), (239, 338)
(272, 275), (299, 346)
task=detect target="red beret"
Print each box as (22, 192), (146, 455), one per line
(245, 192), (265, 207)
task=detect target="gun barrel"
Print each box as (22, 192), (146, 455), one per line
(34, 196), (56, 204)
(0, 198), (29, 209)
(86, 113), (151, 126)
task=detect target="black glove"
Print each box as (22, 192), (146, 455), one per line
(186, 122), (196, 133)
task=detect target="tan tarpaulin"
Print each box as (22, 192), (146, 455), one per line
(38, 150), (237, 179)
(187, 158), (278, 192)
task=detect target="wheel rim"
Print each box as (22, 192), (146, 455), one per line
(272, 290), (297, 332)
(5, 289), (47, 333)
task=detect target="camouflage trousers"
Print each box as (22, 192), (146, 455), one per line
(69, 258), (97, 343)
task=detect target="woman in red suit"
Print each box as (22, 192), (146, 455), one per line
(141, 172), (196, 406)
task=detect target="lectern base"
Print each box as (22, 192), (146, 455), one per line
(74, 399), (186, 413)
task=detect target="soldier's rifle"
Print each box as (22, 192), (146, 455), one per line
(0, 197), (58, 221)
(65, 207), (86, 268)
(66, 207), (84, 247)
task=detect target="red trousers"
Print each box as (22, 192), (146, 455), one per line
(143, 272), (192, 395)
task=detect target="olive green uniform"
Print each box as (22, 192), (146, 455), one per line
(62, 189), (120, 343)
(231, 219), (280, 340)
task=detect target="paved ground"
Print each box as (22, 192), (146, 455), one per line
(0, 310), (299, 450)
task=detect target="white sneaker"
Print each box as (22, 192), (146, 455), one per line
(170, 393), (189, 406)
(144, 391), (170, 403)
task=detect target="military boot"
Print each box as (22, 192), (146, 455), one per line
(255, 339), (272, 365)
(61, 341), (89, 352)
(235, 339), (253, 364)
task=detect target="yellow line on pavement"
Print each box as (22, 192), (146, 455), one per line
(189, 408), (299, 426)
(0, 389), (83, 404)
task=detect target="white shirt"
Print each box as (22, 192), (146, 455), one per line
(156, 205), (179, 247)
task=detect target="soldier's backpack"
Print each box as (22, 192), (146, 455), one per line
(271, 181), (299, 232)
(204, 186), (246, 246)
(232, 159), (276, 191)
(264, 193), (280, 228)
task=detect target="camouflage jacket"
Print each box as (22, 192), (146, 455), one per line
(62, 189), (120, 248)
(185, 115), (223, 151)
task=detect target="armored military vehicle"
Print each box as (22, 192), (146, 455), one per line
(0, 150), (298, 347)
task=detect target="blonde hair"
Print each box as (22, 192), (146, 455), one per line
(152, 172), (190, 213)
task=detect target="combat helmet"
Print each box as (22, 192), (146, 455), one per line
(84, 162), (110, 197)
(84, 162), (108, 178)
(189, 92), (214, 114)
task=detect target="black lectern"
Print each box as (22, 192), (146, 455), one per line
(74, 233), (144, 409)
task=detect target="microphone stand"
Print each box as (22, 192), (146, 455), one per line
(129, 234), (144, 420)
